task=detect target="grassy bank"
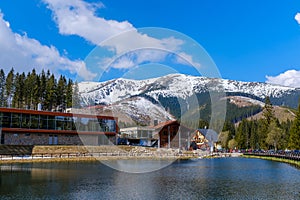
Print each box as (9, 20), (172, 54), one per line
(242, 154), (300, 168)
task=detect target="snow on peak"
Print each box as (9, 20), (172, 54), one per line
(79, 73), (297, 105)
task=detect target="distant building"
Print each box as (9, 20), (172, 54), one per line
(119, 126), (156, 146)
(152, 120), (180, 148)
(191, 129), (218, 151)
(0, 107), (118, 145)
(119, 120), (197, 149)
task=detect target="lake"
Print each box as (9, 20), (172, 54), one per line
(0, 158), (299, 199)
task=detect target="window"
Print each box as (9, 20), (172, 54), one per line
(11, 113), (21, 128)
(48, 116), (55, 129)
(21, 114), (30, 128)
(40, 115), (48, 129)
(30, 115), (39, 129)
(1, 112), (11, 128)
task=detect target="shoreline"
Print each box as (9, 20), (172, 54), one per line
(242, 155), (300, 168)
(0, 155), (198, 164)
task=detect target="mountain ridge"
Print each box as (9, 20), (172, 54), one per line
(78, 73), (300, 126)
(79, 73), (299, 106)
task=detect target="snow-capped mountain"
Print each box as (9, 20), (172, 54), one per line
(78, 74), (300, 125)
(79, 73), (298, 106)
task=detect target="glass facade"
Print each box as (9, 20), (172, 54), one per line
(0, 111), (116, 133)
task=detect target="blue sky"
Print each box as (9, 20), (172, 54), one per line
(0, 0), (300, 87)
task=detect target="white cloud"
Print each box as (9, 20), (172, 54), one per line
(266, 70), (300, 88)
(295, 13), (300, 25)
(43, 0), (199, 71)
(0, 12), (95, 80)
(175, 52), (201, 68)
(43, 0), (133, 45)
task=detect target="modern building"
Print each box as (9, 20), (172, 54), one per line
(118, 120), (193, 149)
(0, 107), (118, 145)
(119, 126), (156, 146)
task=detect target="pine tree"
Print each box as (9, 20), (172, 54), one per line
(263, 96), (275, 124)
(5, 68), (15, 107)
(0, 69), (6, 107)
(288, 99), (300, 149)
(39, 70), (47, 107)
(257, 96), (275, 149)
(249, 120), (259, 150)
(56, 75), (67, 110)
(12, 72), (21, 108)
(31, 70), (40, 109)
(266, 120), (283, 151)
(45, 74), (56, 111)
(72, 81), (81, 108)
(222, 120), (235, 149)
(66, 79), (73, 108)
(236, 119), (250, 149)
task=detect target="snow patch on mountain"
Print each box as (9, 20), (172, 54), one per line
(79, 73), (296, 106)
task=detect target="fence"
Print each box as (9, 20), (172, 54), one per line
(244, 152), (300, 161)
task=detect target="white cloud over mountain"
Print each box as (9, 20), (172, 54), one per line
(0, 12), (95, 80)
(43, 0), (133, 45)
(43, 0), (201, 72)
(266, 70), (300, 88)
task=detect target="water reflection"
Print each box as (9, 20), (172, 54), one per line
(0, 158), (299, 200)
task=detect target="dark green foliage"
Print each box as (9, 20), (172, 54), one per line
(5, 68), (14, 107)
(263, 96), (275, 124)
(266, 120), (283, 151)
(0, 68), (80, 111)
(0, 69), (5, 107)
(288, 99), (300, 149)
(225, 100), (262, 123)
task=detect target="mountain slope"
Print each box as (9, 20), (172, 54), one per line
(79, 73), (299, 106)
(78, 74), (300, 125)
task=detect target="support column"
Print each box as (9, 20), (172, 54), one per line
(178, 130), (181, 149)
(168, 126), (170, 149)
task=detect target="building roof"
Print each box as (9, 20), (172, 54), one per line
(152, 120), (179, 129)
(120, 126), (155, 132)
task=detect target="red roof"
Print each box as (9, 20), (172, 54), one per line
(151, 120), (179, 129)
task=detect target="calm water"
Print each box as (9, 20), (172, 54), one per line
(0, 158), (299, 200)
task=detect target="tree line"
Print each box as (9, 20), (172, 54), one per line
(219, 96), (300, 150)
(0, 68), (81, 111)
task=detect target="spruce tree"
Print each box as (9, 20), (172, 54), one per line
(39, 70), (47, 108)
(45, 74), (56, 111)
(72, 81), (81, 108)
(66, 79), (73, 108)
(266, 120), (283, 151)
(0, 69), (5, 107)
(258, 96), (275, 149)
(288, 100), (300, 149)
(263, 96), (275, 123)
(5, 68), (15, 107)
(56, 75), (67, 110)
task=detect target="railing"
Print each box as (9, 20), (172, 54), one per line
(0, 151), (191, 161)
(244, 152), (300, 161)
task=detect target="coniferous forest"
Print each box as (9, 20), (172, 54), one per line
(220, 96), (300, 151)
(0, 68), (81, 111)
(0, 68), (299, 150)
